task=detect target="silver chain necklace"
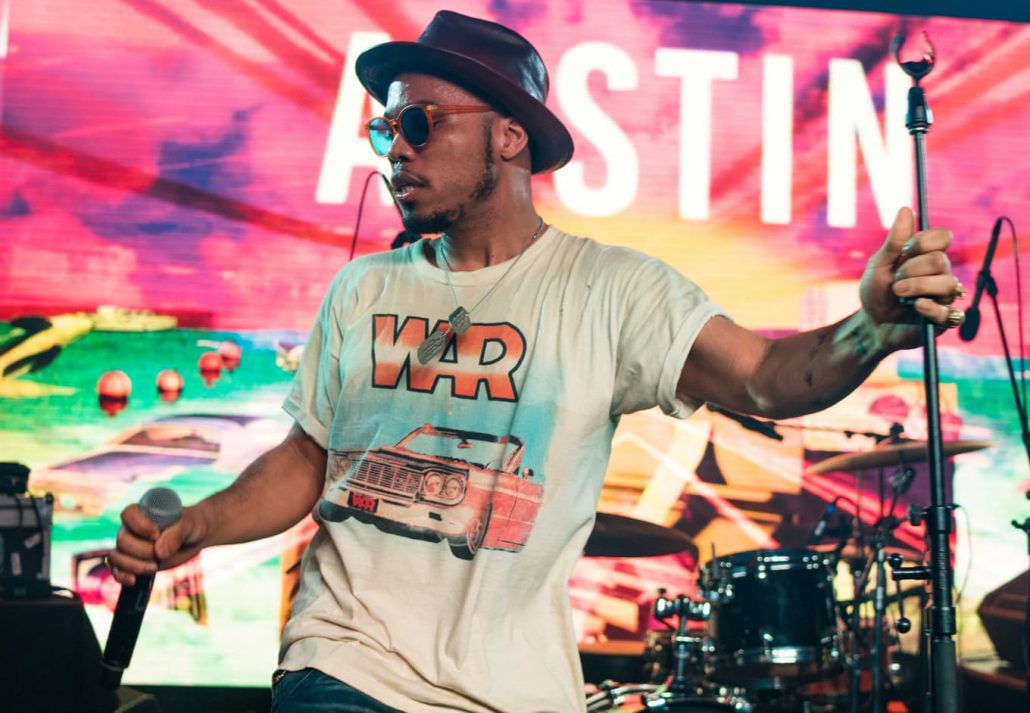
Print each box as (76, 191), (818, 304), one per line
(417, 217), (545, 364)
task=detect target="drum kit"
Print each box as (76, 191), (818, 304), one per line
(581, 438), (991, 712)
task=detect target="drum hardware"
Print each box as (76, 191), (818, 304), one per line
(804, 420), (985, 713)
(585, 680), (661, 713)
(653, 588), (711, 694)
(823, 475), (927, 713)
(638, 589), (751, 712)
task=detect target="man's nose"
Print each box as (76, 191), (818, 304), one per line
(387, 128), (414, 162)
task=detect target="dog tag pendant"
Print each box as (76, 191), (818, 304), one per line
(449, 306), (471, 335)
(418, 325), (450, 364)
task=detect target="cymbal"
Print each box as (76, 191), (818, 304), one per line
(584, 512), (695, 558)
(807, 439), (991, 474)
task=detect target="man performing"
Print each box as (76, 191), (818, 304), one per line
(108, 11), (966, 713)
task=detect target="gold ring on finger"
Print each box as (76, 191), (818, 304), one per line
(945, 306), (965, 328)
(947, 278), (964, 300)
(943, 276), (964, 304)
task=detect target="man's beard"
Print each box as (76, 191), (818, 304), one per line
(401, 124), (497, 235)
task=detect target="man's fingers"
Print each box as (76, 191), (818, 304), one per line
(897, 228), (953, 259)
(894, 250), (952, 280)
(894, 274), (959, 300)
(154, 522), (187, 561)
(107, 549), (157, 586)
(115, 527), (157, 562)
(121, 504), (159, 541)
(873, 207), (915, 267)
(913, 297), (955, 325)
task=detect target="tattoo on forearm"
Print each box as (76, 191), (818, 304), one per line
(804, 369), (814, 388)
(844, 323), (871, 358)
(808, 332), (829, 361)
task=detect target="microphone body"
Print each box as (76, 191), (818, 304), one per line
(959, 218), (1002, 342)
(101, 487), (183, 690)
(806, 499), (839, 545)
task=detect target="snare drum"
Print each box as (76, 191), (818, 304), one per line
(702, 548), (842, 685)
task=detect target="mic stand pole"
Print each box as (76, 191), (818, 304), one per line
(982, 270), (1030, 467)
(890, 33), (959, 713)
(1013, 517), (1030, 696)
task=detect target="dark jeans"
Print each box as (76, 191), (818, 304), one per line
(271, 668), (402, 713)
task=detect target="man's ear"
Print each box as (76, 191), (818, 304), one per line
(497, 117), (530, 163)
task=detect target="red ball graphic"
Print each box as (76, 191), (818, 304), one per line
(97, 370), (132, 399)
(97, 370), (131, 416)
(199, 351), (222, 385)
(218, 340), (242, 371)
(156, 369), (184, 402)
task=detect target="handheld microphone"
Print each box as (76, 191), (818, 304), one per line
(959, 217), (1003, 342)
(101, 487), (182, 690)
(806, 498), (840, 545)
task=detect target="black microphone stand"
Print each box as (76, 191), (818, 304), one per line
(1012, 516), (1030, 697)
(887, 32), (960, 713)
(978, 252), (1030, 467)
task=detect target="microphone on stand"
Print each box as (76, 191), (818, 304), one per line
(959, 217), (1003, 342)
(101, 487), (183, 690)
(806, 497), (841, 545)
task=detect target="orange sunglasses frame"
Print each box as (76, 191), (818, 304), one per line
(366, 103), (493, 155)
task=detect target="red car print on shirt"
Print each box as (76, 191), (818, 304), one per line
(318, 424), (543, 559)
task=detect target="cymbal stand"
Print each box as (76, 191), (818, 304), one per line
(847, 551), (866, 713)
(872, 530), (888, 713)
(891, 32), (959, 713)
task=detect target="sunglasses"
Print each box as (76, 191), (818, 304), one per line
(366, 103), (493, 156)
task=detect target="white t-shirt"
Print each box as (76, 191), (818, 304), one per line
(280, 226), (725, 712)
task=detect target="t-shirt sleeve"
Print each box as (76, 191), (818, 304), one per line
(282, 272), (345, 448)
(609, 254), (727, 419)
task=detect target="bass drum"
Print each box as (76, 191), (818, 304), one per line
(702, 548), (843, 686)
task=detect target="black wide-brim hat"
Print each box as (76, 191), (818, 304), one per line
(356, 10), (574, 174)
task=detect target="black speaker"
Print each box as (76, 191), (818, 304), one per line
(976, 569), (1029, 670)
(0, 593), (119, 712)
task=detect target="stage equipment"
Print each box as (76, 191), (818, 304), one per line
(959, 218), (1001, 342)
(0, 461), (30, 495)
(0, 490), (53, 600)
(997, 515), (1030, 693)
(101, 487), (182, 690)
(884, 32), (960, 713)
(701, 549), (842, 687)
(806, 439), (991, 474)
(960, 214), (1030, 466)
(583, 512), (695, 558)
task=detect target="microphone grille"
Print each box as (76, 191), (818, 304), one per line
(138, 487), (183, 531)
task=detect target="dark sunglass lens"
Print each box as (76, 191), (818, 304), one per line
(399, 106), (431, 147)
(367, 118), (393, 155)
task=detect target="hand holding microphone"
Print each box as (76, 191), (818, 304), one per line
(103, 487), (204, 689)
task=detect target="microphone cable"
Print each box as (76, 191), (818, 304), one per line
(348, 171), (402, 262)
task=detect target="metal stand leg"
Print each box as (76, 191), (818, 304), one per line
(873, 540), (887, 713)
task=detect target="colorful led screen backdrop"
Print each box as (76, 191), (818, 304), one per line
(1, 0), (1027, 688)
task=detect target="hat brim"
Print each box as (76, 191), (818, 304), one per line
(356, 42), (574, 174)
